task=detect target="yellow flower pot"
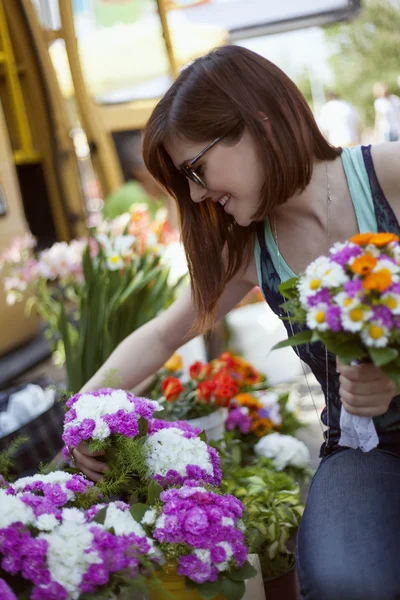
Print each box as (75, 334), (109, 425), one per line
(149, 570), (225, 600)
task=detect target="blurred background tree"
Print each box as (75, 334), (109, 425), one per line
(324, 0), (400, 128)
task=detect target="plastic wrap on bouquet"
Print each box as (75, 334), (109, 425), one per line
(339, 407), (379, 452)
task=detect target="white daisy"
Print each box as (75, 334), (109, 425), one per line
(306, 303), (330, 332)
(333, 292), (359, 310)
(381, 292), (400, 315)
(361, 323), (390, 348)
(341, 305), (372, 333)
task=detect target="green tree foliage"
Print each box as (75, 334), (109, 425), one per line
(324, 0), (400, 127)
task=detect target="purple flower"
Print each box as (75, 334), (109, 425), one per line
(344, 279), (363, 297)
(148, 419), (202, 437)
(0, 578), (17, 600)
(178, 555), (219, 584)
(184, 507), (209, 534)
(307, 289), (331, 307)
(326, 306), (342, 332)
(65, 474), (94, 495)
(372, 305), (393, 329)
(257, 408), (269, 419)
(390, 283), (400, 294)
(64, 408), (77, 423)
(330, 243), (362, 266)
(226, 408), (252, 434)
(31, 581), (68, 600)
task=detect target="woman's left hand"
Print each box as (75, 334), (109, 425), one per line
(337, 359), (396, 417)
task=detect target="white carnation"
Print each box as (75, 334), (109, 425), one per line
(141, 508), (157, 526)
(103, 503), (159, 557)
(36, 514), (60, 531)
(13, 471), (84, 501)
(0, 489), (35, 528)
(254, 433), (310, 471)
(144, 428), (213, 478)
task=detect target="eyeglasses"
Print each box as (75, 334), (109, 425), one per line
(179, 133), (228, 188)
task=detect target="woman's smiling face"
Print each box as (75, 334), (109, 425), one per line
(165, 128), (265, 227)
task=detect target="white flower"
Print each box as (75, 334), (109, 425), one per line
(144, 428), (213, 478)
(194, 549), (211, 564)
(306, 303), (330, 332)
(104, 503), (159, 557)
(221, 517), (234, 527)
(257, 391), (282, 426)
(382, 292), (400, 315)
(341, 305), (372, 333)
(13, 471), (80, 501)
(0, 489), (35, 528)
(214, 541), (234, 571)
(141, 508), (157, 526)
(298, 257), (347, 306)
(334, 292), (360, 310)
(254, 432), (310, 471)
(36, 514), (60, 531)
(39, 509), (101, 599)
(361, 323), (390, 348)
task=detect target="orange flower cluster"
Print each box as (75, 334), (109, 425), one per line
(161, 352), (264, 410)
(349, 232), (400, 294)
(235, 393), (276, 438)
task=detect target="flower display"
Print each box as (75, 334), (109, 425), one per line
(254, 433), (311, 471)
(144, 427), (222, 487)
(144, 484), (251, 589)
(155, 352), (265, 421)
(0, 499), (160, 600)
(0, 208), (182, 392)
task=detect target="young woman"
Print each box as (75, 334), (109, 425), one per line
(74, 46), (400, 599)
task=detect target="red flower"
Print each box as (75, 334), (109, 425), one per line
(162, 376), (184, 402)
(214, 383), (236, 407)
(189, 361), (206, 380)
(219, 352), (235, 368)
(197, 380), (216, 403)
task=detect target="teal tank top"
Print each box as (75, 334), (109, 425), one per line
(254, 145), (400, 456)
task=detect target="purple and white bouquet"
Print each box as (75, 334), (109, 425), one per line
(138, 483), (256, 598)
(0, 493), (160, 600)
(144, 426), (222, 488)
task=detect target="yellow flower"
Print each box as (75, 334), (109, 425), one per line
(163, 353), (183, 372)
(235, 393), (263, 411)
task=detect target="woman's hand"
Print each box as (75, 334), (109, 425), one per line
(337, 359), (396, 417)
(72, 442), (108, 482)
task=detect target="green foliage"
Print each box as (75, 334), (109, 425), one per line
(222, 458), (304, 579)
(0, 436), (27, 482)
(324, 0), (400, 127)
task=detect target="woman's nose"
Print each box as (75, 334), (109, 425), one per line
(188, 180), (208, 203)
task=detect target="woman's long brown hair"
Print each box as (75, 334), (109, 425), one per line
(143, 45), (341, 332)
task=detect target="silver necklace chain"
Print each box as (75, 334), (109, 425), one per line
(272, 161), (332, 443)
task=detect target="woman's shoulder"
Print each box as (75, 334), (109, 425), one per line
(370, 142), (400, 213)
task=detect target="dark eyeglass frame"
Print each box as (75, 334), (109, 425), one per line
(179, 132), (228, 188)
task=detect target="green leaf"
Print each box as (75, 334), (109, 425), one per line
(369, 347), (399, 367)
(147, 480), (163, 505)
(228, 560), (258, 581)
(278, 277), (299, 300)
(272, 329), (313, 351)
(139, 417), (149, 437)
(221, 577), (246, 600)
(92, 506), (108, 525)
(199, 430), (207, 443)
(129, 503), (148, 523)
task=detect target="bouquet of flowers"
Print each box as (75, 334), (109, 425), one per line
(274, 232), (400, 451)
(62, 389), (223, 500)
(154, 352), (266, 421)
(0, 206), (182, 392)
(0, 491), (160, 600)
(138, 483), (257, 598)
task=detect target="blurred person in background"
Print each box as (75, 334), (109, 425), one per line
(104, 131), (179, 228)
(319, 91), (360, 147)
(373, 82), (400, 143)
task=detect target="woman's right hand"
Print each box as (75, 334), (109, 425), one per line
(72, 442), (108, 482)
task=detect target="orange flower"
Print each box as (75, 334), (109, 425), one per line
(162, 376), (184, 402)
(250, 418), (274, 437)
(349, 232), (374, 246)
(235, 393), (263, 411)
(163, 353), (183, 372)
(369, 233), (400, 247)
(197, 380), (216, 403)
(351, 255), (377, 276)
(363, 268), (392, 292)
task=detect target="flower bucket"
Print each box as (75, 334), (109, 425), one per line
(263, 563), (297, 600)
(149, 570), (224, 600)
(186, 407), (228, 441)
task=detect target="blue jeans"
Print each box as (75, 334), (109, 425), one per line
(297, 448), (400, 600)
